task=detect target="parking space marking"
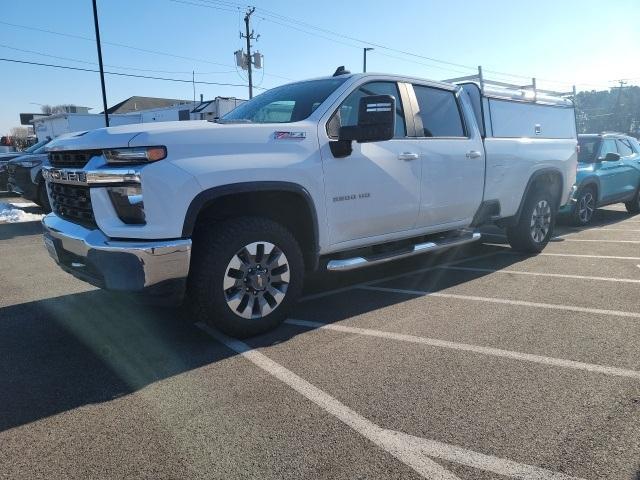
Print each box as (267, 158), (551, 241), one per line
(286, 319), (640, 380)
(199, 323), (584, 480)
(563, 227), (640, 233)
(483, 245), (640, 261)
(300, 251), (500, 303)
(358, 285), (640, 321)
(482, 232), (640, 244)
(437, 266), (640, 284)
(516, 252), (640, 261)
(555, 238), (640, 244)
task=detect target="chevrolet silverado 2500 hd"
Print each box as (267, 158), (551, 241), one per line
(41, 71), (577, 337)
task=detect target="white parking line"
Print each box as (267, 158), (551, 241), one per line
(555, 238), (640, 244)
(563, 227), (640, 233)
(300, 251), (500, 303)
(482, 232), (640, 244)
(358, 285), (640, 321)
(199, 323), (583, 480)
(286, 319), (640, 380)
(438, 265), (640, 284)
(483, 245), (640, 261)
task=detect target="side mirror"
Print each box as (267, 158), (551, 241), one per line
(338, 95), (396, 143)
(604, 152), (621, 162)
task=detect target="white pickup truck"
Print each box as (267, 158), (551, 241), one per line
(42, 70), (577, 337)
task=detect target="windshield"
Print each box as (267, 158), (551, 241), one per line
(220, 78), (347, 124)
(578, 137), (600, 163)
(23, 139), (49, 153)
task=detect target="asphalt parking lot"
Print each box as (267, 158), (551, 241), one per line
(1, 197), (640, 479)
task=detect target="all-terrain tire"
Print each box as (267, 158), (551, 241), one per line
(37, 181), (52, 213)
(625, 186), (640, 214)
(507, 188), (556, 253)
(188, 216), (304, 338)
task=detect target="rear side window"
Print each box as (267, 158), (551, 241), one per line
(617, 139), (634, 157)
(412, 85), (465, 138)
(599, 139), (617, 159)
(329, 81), (406, 138)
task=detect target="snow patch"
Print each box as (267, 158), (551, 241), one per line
(0, 202), (44, 223)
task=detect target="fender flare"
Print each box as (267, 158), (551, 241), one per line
(575, 176), (601, 204)
(514, 167), (565, 222)
(182, 181), (320, 266)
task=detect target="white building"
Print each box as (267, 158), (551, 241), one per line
(31, 96), (246, 141)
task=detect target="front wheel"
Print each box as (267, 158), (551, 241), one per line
(507, 189), (556, 253)
(571, 186), (596, 226)
(625, 186), (640, 214)
(188, 217), (304, 338)
(37, 181), (51, 213)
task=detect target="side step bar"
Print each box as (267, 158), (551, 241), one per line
(326, 231), (481, 272)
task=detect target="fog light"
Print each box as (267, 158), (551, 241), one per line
(107, 185), (146, 224)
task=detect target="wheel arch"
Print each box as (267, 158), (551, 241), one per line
(183, 181), (320, 271)
(514, 168), (564, 222)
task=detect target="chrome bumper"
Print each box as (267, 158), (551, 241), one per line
(42, 214), (192, 298)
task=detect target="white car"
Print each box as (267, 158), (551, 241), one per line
(41, 70), (577, 337)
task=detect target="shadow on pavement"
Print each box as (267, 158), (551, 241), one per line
(0, 221), (43, 240)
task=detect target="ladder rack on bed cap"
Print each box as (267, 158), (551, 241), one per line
(443, 66), (576, 106)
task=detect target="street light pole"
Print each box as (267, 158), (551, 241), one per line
(363, 47), (374, 73)
(92, 0), (109, 127)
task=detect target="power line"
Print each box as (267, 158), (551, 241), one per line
(0, 43), (234, 75)
(0, 19), (293, 82)
(0, 57), (266, 89)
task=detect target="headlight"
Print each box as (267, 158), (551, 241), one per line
(103, 146), (166, 165)
(107, 185), (146, 224)
(17, 159), (43, 168)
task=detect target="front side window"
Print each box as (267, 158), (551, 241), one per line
(617, 139), (634, 157)
(599, 139), (617, 159)
(577, 137), (600, 163)
(328, 81), (406, 138)
(221, 78), (347, 124)
(412, 85), (465, 138)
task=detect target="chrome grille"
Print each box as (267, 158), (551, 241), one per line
(49, 150), (102, 169)
(49, 183), (95, 226)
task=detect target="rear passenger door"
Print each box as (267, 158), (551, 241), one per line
(408, 83), (485, 227)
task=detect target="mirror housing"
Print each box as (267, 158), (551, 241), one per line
(603, 152), (621, 162)
(338, 95), (396, 143)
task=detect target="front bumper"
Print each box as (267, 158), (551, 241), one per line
(7, 166), (38, 200)
(559, 184), (579, 214)
(42, 214), (192, 300)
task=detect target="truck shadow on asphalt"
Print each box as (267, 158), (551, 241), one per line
(0, 208), (636, 432)
(0, 220), (43, 240)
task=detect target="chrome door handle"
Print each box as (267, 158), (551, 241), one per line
(466, 150), (482, 159)
(398, 152), (420, 161)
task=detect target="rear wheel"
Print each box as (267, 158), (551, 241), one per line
(571, 185), (596, 226)
(188, 216), (304, 338)
(625, 186), (640, 214)
(507, 188), (556, 253)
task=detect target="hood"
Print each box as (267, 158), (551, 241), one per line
(0, 152), (23, 162)
(7, 153), (48, 165)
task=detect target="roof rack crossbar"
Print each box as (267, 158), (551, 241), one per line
(443, 66), (576, 100)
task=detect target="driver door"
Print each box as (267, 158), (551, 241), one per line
(319, 81), (421, 245)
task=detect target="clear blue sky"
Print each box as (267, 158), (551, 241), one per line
(1, 0), (639, 135)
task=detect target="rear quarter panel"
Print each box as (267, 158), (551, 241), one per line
(483, 138), (577, 217)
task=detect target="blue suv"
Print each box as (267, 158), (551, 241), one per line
(560, 133), (640, 225)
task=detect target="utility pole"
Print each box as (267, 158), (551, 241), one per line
(363, 48), (374, 73)
(92, 0), (109, 127)
(242, 7), (256, 99)
(614, 80), (627, 132)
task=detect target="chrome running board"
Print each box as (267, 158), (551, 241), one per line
(326, 231), (481, 272)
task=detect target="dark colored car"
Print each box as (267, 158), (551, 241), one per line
(7, 150), (51, 212)
(0, 139), (50, 191)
